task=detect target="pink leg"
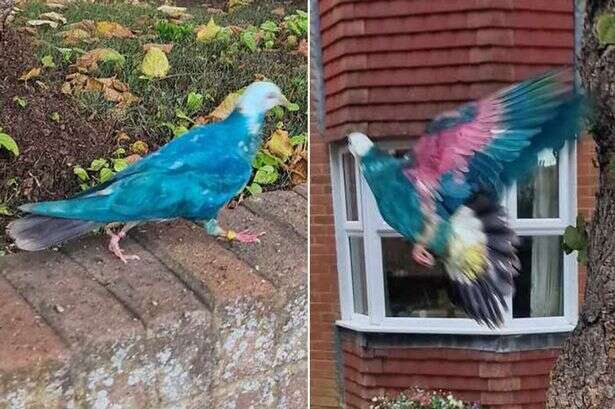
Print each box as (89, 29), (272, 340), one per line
(412, 243), (435, 267)
(234, 229), (266, 244)
(105, 223), (140, 263)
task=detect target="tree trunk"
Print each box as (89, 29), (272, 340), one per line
(546, 1), (615, 407)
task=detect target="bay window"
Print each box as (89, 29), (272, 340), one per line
(331, 140), (578, 335)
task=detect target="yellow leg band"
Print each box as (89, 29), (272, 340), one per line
(226, 230), (237, 241)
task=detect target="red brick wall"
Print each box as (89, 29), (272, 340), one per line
(342, 333), (560, 409)
(310, 0), (598, 408)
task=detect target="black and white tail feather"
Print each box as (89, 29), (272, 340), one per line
(445, 193), (520, 328)
(7, 215), (101, 251)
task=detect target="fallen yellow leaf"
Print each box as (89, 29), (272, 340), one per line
(141, 47), (170, 78)
(228, 0), (252, 12)
(130, 140), (149, 155)
(19, 67), (42, 81)
(266, 129), (293, 161)
(205, 91), (242, 122)
(196, 18), (220, 43)
(96, 21), (134, 38)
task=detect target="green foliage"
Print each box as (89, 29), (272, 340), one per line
(185, 91), (204, 113)
(596, 13), (615, 45)
(41, 54), (56, 68)
(562, 214), (588, 263)
(0, 128), (19, 157)
(74, 156), (129, 190)
(12, 96), (27, 108)
(155, 20), (194, 42)
(283, 10), (307, 38)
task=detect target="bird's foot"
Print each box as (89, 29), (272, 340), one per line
(412, 243), (435, 267)
(227, 229), (265, 244)
(107, 232), (140, 264)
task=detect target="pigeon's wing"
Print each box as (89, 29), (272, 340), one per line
(406, 71), (586, 202)
(405, 72), (586, 328)
(20, 150), (252, 222)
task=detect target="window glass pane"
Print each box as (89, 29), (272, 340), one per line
(349, 236), (368, 314)
(513, 235), (564, 318)
(517, 153), (559, 218)
(382, 237), (466, 318)
(342, 153), (359, 221)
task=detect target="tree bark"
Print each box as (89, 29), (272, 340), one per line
(546, 1), (615, 407)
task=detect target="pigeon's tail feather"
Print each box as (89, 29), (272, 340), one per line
(7, 215), (102, 251)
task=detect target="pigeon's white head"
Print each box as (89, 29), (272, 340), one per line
(348, 132), (374, 158)
(238, 81), (291, 117)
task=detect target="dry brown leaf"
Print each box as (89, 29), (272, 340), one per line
(64, 19), (95, 32)
(39, 12), (66, 24)
(59, 28), (92, 45)
(297, 39), (308, 58)
(96, 21), (134, 38)
(157, 5), (187, 18)
(272, 7), (285, 16)
(130, 140), (149, 155)
(143, 43), (174, 54)
(27, 19), (59, 29)
(74, 48), (124, 73)
(19, 67), (41, 81)
(125, 154), (142, 164)
(116, 131), (130, 143)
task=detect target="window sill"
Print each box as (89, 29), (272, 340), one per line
(336, 321), (574, 352)
(336, 319), (576, 336)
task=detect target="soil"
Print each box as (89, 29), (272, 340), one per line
(0, 29), (115, 249)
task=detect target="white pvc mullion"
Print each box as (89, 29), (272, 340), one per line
(361, 175), (386, 326)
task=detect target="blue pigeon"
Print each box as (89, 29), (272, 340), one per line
(8, 81), (291, 262)
(348, 71), (587, 327)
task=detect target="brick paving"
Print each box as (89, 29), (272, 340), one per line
(0, 186), (307, 409)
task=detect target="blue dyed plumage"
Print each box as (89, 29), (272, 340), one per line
(349, 71), (588, 327)
(8, 81), (291, 257)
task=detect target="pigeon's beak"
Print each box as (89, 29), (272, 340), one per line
(279, 94), (291, 108)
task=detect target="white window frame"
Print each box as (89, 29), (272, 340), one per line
(331, 140), (579, 335)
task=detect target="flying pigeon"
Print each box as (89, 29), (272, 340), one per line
(348, 71), (586, 327)
(8, 81), (291, 262)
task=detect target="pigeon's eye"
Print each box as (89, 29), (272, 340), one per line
(266, 92), (277, 100)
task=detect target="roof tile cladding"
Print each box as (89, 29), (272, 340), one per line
(319, 0), (574, 141)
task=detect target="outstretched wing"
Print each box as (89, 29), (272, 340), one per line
(406, 71), (586, 202)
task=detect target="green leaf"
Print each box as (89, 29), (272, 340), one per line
(13, 96), (27, 108)
(89, 158), (108, 171)
(597, 13), (615, 45)
(0, 132), (19, 156)
(41, 54), (56, 68)
(253, 149), (281, 168)
(58, 47), (73, 62)
(186, 91), (204, 113)
(246, 182), (262, 196)
(253, 165), (278, 185)
(286, 102), (300, 112)
(0, 204), (13, 216)
(269, 106), (284, 121)
(99, 167), (114, 183)
(175, 108), (194, 123)
(50, 112), (60, 122)
(112, 147), (126, 157)
(241, 30), (258, 51)
(260, 20), (279, 32)
(563, 225), (586, 251)
(112, 158), (128, 172)
(289, 133), (307, 146)
(73, 165), (89, 181)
